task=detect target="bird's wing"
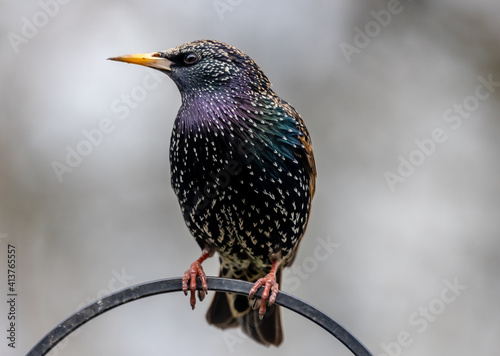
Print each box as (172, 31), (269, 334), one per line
(282, 101), (317, 199)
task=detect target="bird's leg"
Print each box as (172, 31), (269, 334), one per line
(182, 247), (214, 310)
(249, 257), (281, 319)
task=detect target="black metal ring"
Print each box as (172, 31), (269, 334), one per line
(27, 277), (373, 356)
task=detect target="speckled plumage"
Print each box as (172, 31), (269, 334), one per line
(110, 40), (316, 346)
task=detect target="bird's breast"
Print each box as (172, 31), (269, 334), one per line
(169, 98), (313, 264)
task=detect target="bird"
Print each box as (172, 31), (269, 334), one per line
(109, 40), (316, 346)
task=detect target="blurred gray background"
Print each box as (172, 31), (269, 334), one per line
(1, 1), (499, 355)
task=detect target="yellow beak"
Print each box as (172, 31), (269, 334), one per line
(108, 52), (173, 71)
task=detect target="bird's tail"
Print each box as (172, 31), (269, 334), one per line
(206, 264), (283, 346)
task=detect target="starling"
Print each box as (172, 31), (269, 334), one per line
(109, 40), (316, 346)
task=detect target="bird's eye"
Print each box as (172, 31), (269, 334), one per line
(184, 53), (199, 65)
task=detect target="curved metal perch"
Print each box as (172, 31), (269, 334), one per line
(27, 277), (373, 356)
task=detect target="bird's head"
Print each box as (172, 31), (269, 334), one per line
(109, 40), (272, 96)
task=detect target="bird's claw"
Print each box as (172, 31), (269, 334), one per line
(182, 260), (208, 310)
(249, 273), (279, 319)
